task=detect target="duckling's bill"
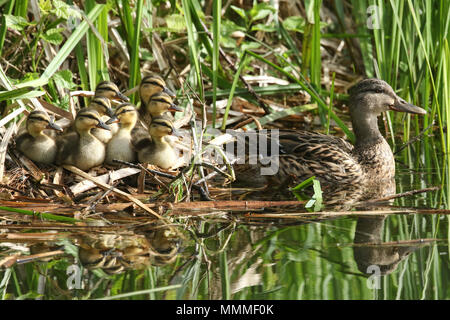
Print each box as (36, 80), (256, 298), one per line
(115, 91), (130, 102)
(96, 120), (111, 130)
(163, 87), (176, 98)
(106, 116), (120, 125)
(47, 121), (64, 132)
(168, 103), (183, 112)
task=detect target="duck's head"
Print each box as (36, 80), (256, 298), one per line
(75, 109), (111, 133)
(146, 92), (183, 116)
(349, 79), (426, 118)
(89, 96), (115, 117)
(149, 117), (177, 138)
(139, 75), (176, 105)
(106, 103), (138, 127)
(26, 110), (63, 135)
(95, 81), (129, 102)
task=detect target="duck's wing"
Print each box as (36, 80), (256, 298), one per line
(131, 124), (152, 151)
(55, 132), (79, 164)
(275, 130), (363, 184)
(15, 132), (32, 152)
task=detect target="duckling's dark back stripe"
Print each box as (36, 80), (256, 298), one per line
(78, 113), (101, 122)
(96, 81), (117, 93)
(116, 107), (135, 116)
(152, 120), (173, 130)
(91, 97), (110, 109)
(150, 98), (171, 104)
(28, 114), (49, 122)
(142, 80), (164, 89)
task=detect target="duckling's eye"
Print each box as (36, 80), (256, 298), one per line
(148, 81), (163, 88)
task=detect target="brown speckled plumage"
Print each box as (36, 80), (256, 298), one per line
(232, 79), (426, 188)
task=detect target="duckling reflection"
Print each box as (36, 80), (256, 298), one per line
(76, 224), (182, 274)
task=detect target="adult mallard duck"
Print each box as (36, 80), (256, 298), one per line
(16, 110), (63, 164)
(137, 116), (179, 169)
(105, 103), (138, 165)
(231, 79), (426, 187)
(56, 109), (110, 171)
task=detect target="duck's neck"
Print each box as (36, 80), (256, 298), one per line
(352, 113), (384, 149)
(351, 113), (395, 182)
(79, 128), (95, 139)
(120, 122), (135, 132)
(152, 136), (167, 146)
(28, 127), (45, 138)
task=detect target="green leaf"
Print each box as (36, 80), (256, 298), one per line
(41, 28), (64, 45)
(52, 0), (82, 20)
(4, 14), (34, 31)
(290, 176), (316, 191)
(282, 16), (306, 33)
(166, 14), (186, 32)
(52, 70), (78, 90)
(249, 3), (275, 22)
(39, 0), (52, 13)
(251, 23), (277, 32)
(230, 5), (247, 21)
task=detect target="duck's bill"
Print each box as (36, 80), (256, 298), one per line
(163, 87), (176, 98)
(106, 116), (119, 125)
(47, 121), (64, 132)
(115, 91), (130, 102)
(106, 107), (116, 117)
(168, 103), (183, 112)
(390, 101), (427, 115)
(96, 121), (111, 131)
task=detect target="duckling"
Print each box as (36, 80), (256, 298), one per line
(139, 75), (176, 111)
(56, 109), (111, 171)
(139, 91), (182, 126)
(16, 110), (63, 164)
(88, 96), (119, 143)
(132, 92), (183, 148)
(105, 103), (138, 165)
(65, 96), (116, 144)
(95, 81), (129, 102)
(137, 117), (179, 169)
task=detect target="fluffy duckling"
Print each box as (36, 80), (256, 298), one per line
(16, 110), (63, 164)
(142, 92), (182, 124)
(105, 103), (138, 165)
(139, 75), (176, 110)
(56, 109), (111, 171)
(132, 92), (182, 148)
(95, 81), (129, 102)
(85, 96), (117, 144)
(137, 117), (179, 170)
